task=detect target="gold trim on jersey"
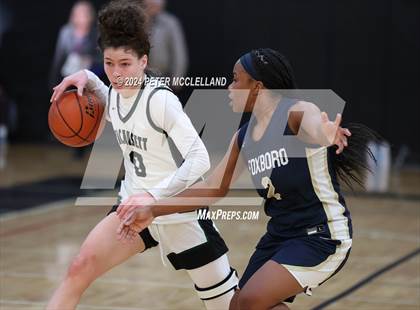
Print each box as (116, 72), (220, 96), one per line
(282, 239), (352, 273)
(305, 147), (350, 241)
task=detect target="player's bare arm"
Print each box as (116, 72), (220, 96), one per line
(116, 131), (245, 235)
(288, 101), (351, 154)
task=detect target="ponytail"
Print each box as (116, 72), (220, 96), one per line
(331, 123), (383, 189)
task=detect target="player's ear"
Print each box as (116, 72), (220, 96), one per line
(251, 80), (263, 97)
(255, 81), (264, 91)
(140, 54), (148, 71)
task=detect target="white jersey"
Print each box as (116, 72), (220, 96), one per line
(85, 70), (210, 224)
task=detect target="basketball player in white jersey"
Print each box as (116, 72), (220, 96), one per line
(47, 1), (237, 309)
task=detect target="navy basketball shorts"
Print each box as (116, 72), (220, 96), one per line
(239, 232), (352, 302)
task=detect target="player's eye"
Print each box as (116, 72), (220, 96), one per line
(121, 63), (130, 67)
(231, 74), (237, 82)
(105, 62), (113, 66)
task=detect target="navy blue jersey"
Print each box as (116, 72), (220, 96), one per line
(237, 97), (352, 241)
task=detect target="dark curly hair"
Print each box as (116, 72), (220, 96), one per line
(97, 0), (150, 58)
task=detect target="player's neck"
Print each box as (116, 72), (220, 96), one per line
(119, 87), (141, 99)
(253, 93), (282, 125)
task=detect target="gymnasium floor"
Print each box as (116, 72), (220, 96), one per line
(1, 144), (419, 309)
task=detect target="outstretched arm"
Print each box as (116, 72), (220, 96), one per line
(116, 131), (245, 239)
(288, 101), (351, 154)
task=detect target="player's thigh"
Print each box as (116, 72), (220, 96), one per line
(77, 212), (145, 273)
(239, 260), (303, 309)
(156, 219), (229, 271)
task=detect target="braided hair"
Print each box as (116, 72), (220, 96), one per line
(240, 48), (298, 90)
(241, 48), (382, 189)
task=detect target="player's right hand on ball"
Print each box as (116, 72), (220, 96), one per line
(50, 70), (88, 102)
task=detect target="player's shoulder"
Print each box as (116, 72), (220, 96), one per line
(147, 83), (181, 110)
(288, 100), (318, 113)
(59, 24), (73, 37)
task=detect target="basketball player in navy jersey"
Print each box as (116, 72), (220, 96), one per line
(117, 48), (378, 309)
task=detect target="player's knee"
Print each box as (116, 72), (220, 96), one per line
(237, 290), (265, 310)
(67, 251), (97, 279)
(271, 302), (290, 310)
(195, 267), (238, 306)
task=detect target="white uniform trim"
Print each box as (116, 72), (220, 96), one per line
(282, 239), (352, 296)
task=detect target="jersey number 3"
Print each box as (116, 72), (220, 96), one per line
(261, 176), (281, 200)
(129, 151), (147, 177)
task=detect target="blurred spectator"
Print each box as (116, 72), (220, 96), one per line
(0, 2), (16, 169)
(49, 1), (100, 88)
(142, 0), (189, 82)
(0, 85), (17, 169)
(49, 1), (100, 159)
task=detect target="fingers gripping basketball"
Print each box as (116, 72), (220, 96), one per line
(48, 89), (105, 147)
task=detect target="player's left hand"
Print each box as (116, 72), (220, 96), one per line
(321, 112), (351, 154)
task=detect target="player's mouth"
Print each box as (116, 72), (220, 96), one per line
(112, 81), (123, 89)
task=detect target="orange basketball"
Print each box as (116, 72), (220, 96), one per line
(48, 89), (105, 147)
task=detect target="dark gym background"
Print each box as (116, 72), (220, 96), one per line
(1, 0), (419, 162)
(1, 2), (419, 309)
